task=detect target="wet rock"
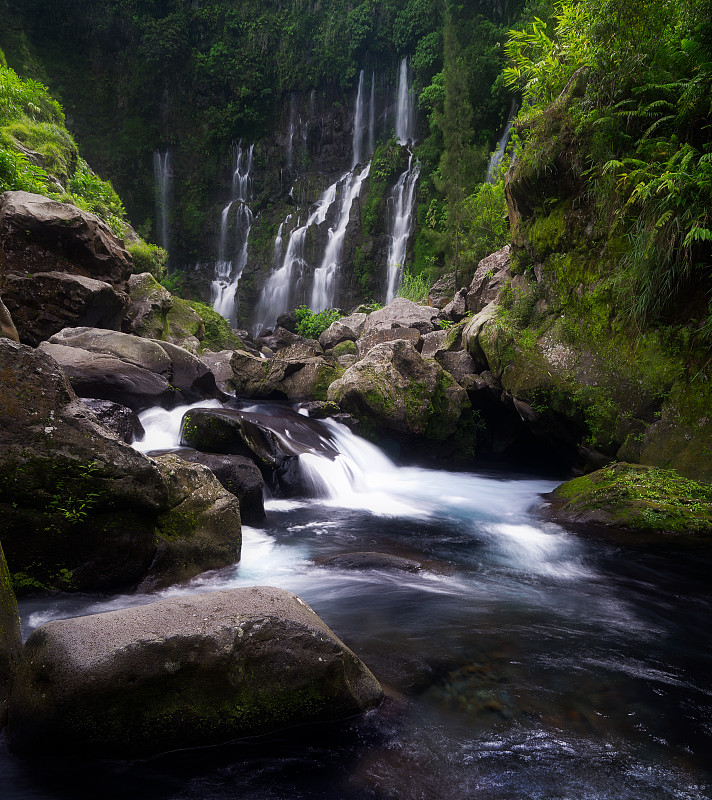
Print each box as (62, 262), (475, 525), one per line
(80, 398), (145, 444)
(38, 327), (218, 410)
(140, 455), (242, 590)
(175, 450), (265, 525)
(547, 462), (712, 535)
(362, 298), (439, 335)
(0, 338), (167, 592)
(8, 587), (383, 757)
(316, 552), (422, 572)
(466, 246), (512, 314)
(0, 543), (22, 728)
(328, 339), (471, 443)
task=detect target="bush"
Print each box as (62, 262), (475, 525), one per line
(397, 271), (430, 303)
(293, 306), (342, 339)
(186, 300), (245, 352)
(128, 241), (168, 280)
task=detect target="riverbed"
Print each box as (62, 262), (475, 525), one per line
(3, 405), (711, 800)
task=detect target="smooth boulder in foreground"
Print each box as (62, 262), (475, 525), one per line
(8, 587), (383, 756)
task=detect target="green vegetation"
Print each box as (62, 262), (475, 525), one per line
(294, 306), (342, 339)
(396, 271), (430, 303)
(552, 463), (712, 535)
(187, 301), (245, 352)
(128, 241), (168, 281)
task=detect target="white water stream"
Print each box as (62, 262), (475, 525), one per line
(153, 150), (172, 256)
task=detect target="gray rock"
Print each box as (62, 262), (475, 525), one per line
(356, 326), (422, 358)
(462, 302), (499, 371)
(140, 455), (242, 590)
(80, 398), (145, 444)
(441, 288), (468, 321)
(175, 451), (265, 525)
(0, 296), (20, 342)
(0, 543), (22, 728)
(328, 339), (471, 441)
(466, 246), (511, 314)
(362, 298), (440, 335)
(7, 587), (383, 756)
(435, 350), (477, 383)
(39, 327), (218, 410)
(124, 272), (173, 339)
(3, 271), (129, 347)
(427, 272), (455, 309)
(200, 350), (237, 393)
(318, 312), (367, 349)
(420, 329), (450, 359)
(0, 339), (167, 592)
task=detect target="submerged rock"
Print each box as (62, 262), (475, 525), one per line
(316, 552), (422, 572)
(8, 587), (383, 756)
(0, 543), (22, 728)
(547, 462), (712, 535)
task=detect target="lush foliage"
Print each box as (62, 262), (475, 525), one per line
(128, 241), (168, 281)
(504, 0), (712, 337)
(294, 305), (342, 339)
(396, 271), (430, 303)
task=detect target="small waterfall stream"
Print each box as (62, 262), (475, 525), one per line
(153, 150), (172, 256)
(7, 398), (712, 800)
(385, 58), (420, 302)
(486, 99), (518, 183)
(211, 143), (255, 326)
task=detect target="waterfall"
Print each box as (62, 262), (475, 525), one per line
(211, 143), (255, 326)
(286, 94), (296, 172)
(368, 70), (376, 157)
(311, 163), (370, 312)
(153, 151), (172, 255)
(352, 69), (366, 168)
(486, 100), (518, 184)
(395, 57), (415, 144)
(385, 153), (421, 303)
(253, 184), (338, 333)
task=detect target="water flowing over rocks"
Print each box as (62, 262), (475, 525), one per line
(7, 587), (383, 757)
(39, 327), (219, 411)
(0, 191), (132, 345)
(0, 543), (22, 728)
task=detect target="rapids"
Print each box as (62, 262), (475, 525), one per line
(3, 400), (711, 800)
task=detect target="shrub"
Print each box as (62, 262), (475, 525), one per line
(294, 305), (342, 339)
(397, 271), (430, 303)
(128, 241), (168, 280)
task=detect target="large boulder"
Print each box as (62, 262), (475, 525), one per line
(38, 327), (219, 410)
(356, 326), (421, 359)
(327, 339), (471, 444)
(176, 451), (265, 525)
(466, 245), (512, 314)
(141, 455), (242, 590)
(80, 399), (145, 444)
(0, 191), (133, 345)
(319, 312), (367, 349)
(0, 296), (19, 342)
(124, 273), (204, 354)
(8, 587), (383, 756)
(0, 338), (167, 592)
(362, 298), (440, 335)
(0, 542), (22, 728)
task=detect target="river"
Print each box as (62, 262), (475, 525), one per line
(2, 402), (711, 799)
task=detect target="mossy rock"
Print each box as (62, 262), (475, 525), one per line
(187, 301), (246, 352)
(333, 340), (357, 357)
(0, 542), (22, 727)
(549, 463), (712, 535)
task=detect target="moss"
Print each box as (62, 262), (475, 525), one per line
(333, 340), (357, 357)
(128, 241), (168, 280)
(156, 507), (199, 541)
(552, 463), (712, 535)
(187, 301), (245, 352)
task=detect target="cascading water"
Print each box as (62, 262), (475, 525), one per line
(395, 57), (415, 145)
(385, 153), (421, 303)
(352, 69), (366, 168)
(253, 183), (338, 333)
(368, 70), (376, 157)
(486, 99), (518, 183)
(310, 163), (371, 311)
(211, 143), (254, 325)
(153, 150), (172, 256)
(385, 58), (420, 302)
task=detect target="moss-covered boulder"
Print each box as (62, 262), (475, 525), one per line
(548, 463), (712, 535)
(0, 542), (22, 728)
(327, 339), (472, 447)
(7, 587), (383, 757)
(0, 338), (167, 593)
(140, 455), (242, 590)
